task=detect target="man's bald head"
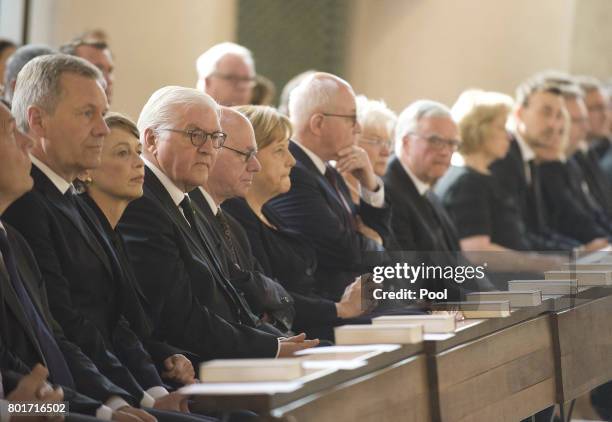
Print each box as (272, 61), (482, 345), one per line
(206, 107), (260, 203)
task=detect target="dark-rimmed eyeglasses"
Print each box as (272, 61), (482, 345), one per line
(408, 132), (460, 151)
(157, 128), (227, 149)
(359, 136), (393, 149)
(222, 144), (258, 163)
(321, 112), (358, 127)
(210, 72), (256, 87)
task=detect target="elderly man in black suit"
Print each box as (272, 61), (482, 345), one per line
(118, 85), (317, 362)
(266, 72), (390, 301)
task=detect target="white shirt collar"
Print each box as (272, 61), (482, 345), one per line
(142, 157), (186, 207)
(293, 140), (326, 175)
(30, 155), (72, 194)
(399, 159), (430, 196)
(198, 187), (219, 215)
(577, 140), (589, 153)
(514, 131), (536, 163)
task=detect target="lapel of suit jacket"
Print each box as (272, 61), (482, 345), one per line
(31, 167), (114, 277)
(289, 141), (354, 221)
(0, 257), (45, 363)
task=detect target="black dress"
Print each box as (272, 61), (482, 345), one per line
(222, 197), (339, 338)
(435, 165), (531, 251)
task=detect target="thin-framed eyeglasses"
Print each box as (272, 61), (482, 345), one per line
(359, 136), (393, 149)
(222, 144), (258, 162)
(157, 128), (227, 149)
(321, 112), (358, 127)
(408, 132), (460, 151)
(210, 72), (256, 87)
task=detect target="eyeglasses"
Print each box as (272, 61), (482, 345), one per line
(321, 112), (358, 127)
(359, 136), (393, 149)
(222, 144), (258, 162)
(157, 128), (227, 149)
(211, 72), (256, 87)
(408, 132), (460, 151)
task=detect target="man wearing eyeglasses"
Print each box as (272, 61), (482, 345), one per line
(195, 42), (256, 107)
(266, 72), (391, 302)
(119, 86), (318, 362)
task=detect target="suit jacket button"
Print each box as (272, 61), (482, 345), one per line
(305, 268), (313, 276)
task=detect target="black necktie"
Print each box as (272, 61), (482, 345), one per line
(324, 165), (356, 229)
(528, 160), (546, 231)
(0, 228), (75, 388)
(215, 210), (239, 264)
(423, 191), (455, 251)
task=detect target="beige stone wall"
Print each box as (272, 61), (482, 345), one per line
(345, 0), (576, 113)
(28, 0), (237, 119)
(570, 0), (612, 80)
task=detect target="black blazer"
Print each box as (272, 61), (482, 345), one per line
(3, 165), (156, 401)
(265, 141), (389, 301)
(223, 198), (339, 334)
(118, 168), (278, 360)
(538, 161), (611, 241)
(0, 222), (131, 414)
(489, 136), (579, 251)
(188, 189), (294, 333)
(572, 149), (612, 219)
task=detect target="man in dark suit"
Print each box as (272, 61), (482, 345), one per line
(3, 55), (217, 421)
(384, 100), (494, 297)
(0, 90), (163, 422)
(489, 78), (607, 253)
(266, 73), (390, 301)
(119, 85), (317, 361)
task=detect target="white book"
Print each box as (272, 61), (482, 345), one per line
(334, 324), (423, 345)
(200, 358), (304, 382)
(508, 279), (578, 295)
(372, 314), (456, 333)
(562, 263), (612, 271)
(465, 290), (542, 307)
(429, 301), (511, 318)
(545, 270), (612, 286)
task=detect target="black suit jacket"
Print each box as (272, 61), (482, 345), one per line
(0, 222), (131, 414)
(572, 149), (612, 219)
(489, 136), (579, 251)
(538, 161), (610, 241)
(118, 168), (278, 360)
(265, 141), (389, 300)
(3, 165), (157, 401)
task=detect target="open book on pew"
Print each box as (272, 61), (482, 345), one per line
(372, 313), (456, 333)
(545, 270), (612, 286)
(429, 301), (511, 318)
(508, 279), (579, 295)
(200, 358), (304, 382)
(465, 290), (542, 307)
(334, 324), (423, 345)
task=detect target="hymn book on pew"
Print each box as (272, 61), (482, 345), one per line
(508, 279), (579, 295)
(334, 324), (423, 345)
(371, 314), (456, 333)
(429, 301), (511, 318)
(465, 290), (542, 307)
(545, 270), (612, 286)
(200, 358), (305, 382)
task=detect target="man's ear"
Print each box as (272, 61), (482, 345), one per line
(309, 113), (324, 137)
(143, 128), (158, 155)
(27, 105), (45, 138)
(402, 135), (411, 155)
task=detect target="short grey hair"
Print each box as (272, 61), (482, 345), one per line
(575, 75), (604, 94)
(195, 42), (254, 91)
(137, 85), (220, 138)
(288, 72), (351, 129)
(395, 100), (452, 155)
(12, 53), (102, 132)
(355, 95), (396, 139)
(3, 44), (57, 102)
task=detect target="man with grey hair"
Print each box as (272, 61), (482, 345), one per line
(118, 85), (318, 362)
(3, 53), (178, 422)
(266, 72), (390, 301)
(576, 76), (611, 159)
(195, 42), (255, 106)
(2, 44), (57, 104)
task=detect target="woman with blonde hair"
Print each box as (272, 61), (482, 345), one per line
(223, 105), (370, 340)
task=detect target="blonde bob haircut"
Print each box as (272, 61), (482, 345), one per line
(451, 89), (513, 155)
(233, 105), (292, 150)
(104, 112), (139, 139)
